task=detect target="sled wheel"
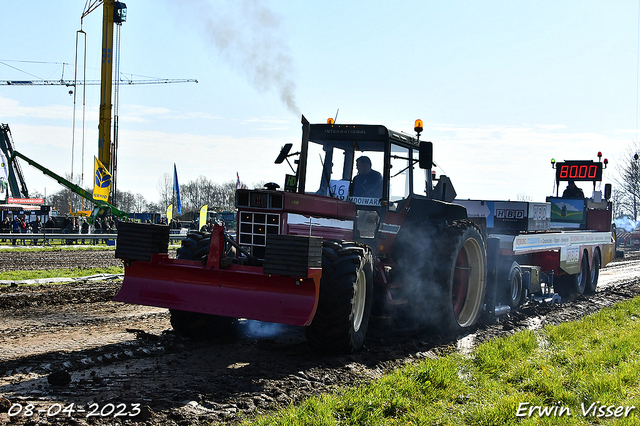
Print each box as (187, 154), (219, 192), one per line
(502, 261), (524, 309)
(305, 241), (373, 354)
(584, 249), (600, 296)
(556, 251), (590, 300)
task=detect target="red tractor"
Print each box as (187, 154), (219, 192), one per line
(114, 116), (494, 353)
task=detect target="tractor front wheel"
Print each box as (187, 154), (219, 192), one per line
(169, 232), (236, 339)
(305, 241), (373, 354)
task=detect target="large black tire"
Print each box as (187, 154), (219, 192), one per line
(500, 261), (524, 310)
(555, 251), (589, 300)
(176, 231), (211, 265)
(170, 232), (236, 339)
(584, 249), (601, 296)
(305, 241), (374, 354)
(430, 220), (487, 335)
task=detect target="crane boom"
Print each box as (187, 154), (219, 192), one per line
(7, 150), (129, 223)
(97, 0), (127, 182)
(0, 78), (198, 86)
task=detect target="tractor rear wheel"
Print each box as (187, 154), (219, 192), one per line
(430, 220), (487, 335)
(169, 232), (236, 339)
(305, 241), (373, 354)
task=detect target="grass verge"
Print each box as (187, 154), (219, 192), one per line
(241, 297), (640, 425)
(0, 266), (124, 281)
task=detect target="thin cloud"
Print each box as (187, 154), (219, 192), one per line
(0, 95), (72, 120)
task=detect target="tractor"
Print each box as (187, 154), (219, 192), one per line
(114, 116), (488, 353)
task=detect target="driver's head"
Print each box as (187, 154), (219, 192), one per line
(356, 156), (372, 175)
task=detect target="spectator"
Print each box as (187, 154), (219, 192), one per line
(63, 215), (72, 233)
(1, 217), (10, 242)
(81, 218), (89, 244)
(31, 217), (41, 245)
(45, 217), (55, 228)
(11, 217), (20, 245)
(19, 217), (27, 245)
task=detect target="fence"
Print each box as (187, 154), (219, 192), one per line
(0, 228), (188, 246)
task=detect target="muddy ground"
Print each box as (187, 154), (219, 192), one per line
(0, 248), (639, 425)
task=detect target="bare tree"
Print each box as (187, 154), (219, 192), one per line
(157, 172), (173, 211)
(116, 190), (136, 213)
(615, 141), (640, 220)
(133, 193), (148, 213)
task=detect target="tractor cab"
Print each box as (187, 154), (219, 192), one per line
(270, 116), (466, 255)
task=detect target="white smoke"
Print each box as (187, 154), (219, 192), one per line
(614, 217), (640, 232)
(184, 0), (300, 115)
(238, 319), (286, 339)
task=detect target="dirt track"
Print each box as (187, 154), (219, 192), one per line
(1, 248), (639, 425)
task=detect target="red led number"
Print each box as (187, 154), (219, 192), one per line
(559, 164), (598, 179)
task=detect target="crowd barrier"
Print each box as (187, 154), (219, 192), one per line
(0, 229), (188, 246)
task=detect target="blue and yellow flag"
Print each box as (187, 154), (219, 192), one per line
(93, 157), (112, 202)
(174, 163), (182, 215)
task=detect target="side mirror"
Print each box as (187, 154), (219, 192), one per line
(419, 141), (433, 169)
(275, 143), (293, 164)
(605, 183), (612, 201)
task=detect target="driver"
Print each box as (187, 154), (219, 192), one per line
(351, 156), (382, 198)
(562, 180), (585, 198)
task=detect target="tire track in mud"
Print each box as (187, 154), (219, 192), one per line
(0, 249), (639, 425)
(0, 249), (124, 272)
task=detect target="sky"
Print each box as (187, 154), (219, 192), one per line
(0, 0), (638, 206)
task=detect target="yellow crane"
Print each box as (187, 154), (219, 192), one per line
(2, 2), (196, 211)
(81, 0), (127, 204)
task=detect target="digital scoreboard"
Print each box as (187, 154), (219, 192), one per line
(555, 161), (603, 182)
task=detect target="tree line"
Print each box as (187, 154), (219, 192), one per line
(614, 141), (640, 222)
(42, 173), (259, 218)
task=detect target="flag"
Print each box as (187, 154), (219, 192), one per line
(199, 204), (208, 231)
(166, 204), (173, 222)
(0, 151), (8, 195)
(236, 172), (241, 189)
(174, 163), (182, 215)
(93, 156), (112, 201)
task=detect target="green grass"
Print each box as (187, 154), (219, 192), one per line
(0, 266), (123, 281)
(239, 297), (640, 426)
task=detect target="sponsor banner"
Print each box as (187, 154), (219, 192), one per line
(348, 196), (381, 206)
(8, 197), (44, 204)
(0, 151), (9, 192)
(199, 204), (208, 230)
(513, 232), (612, 251)
(93, 156), (112, 201)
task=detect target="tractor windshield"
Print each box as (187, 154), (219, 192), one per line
(306, 139), (384, 204)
